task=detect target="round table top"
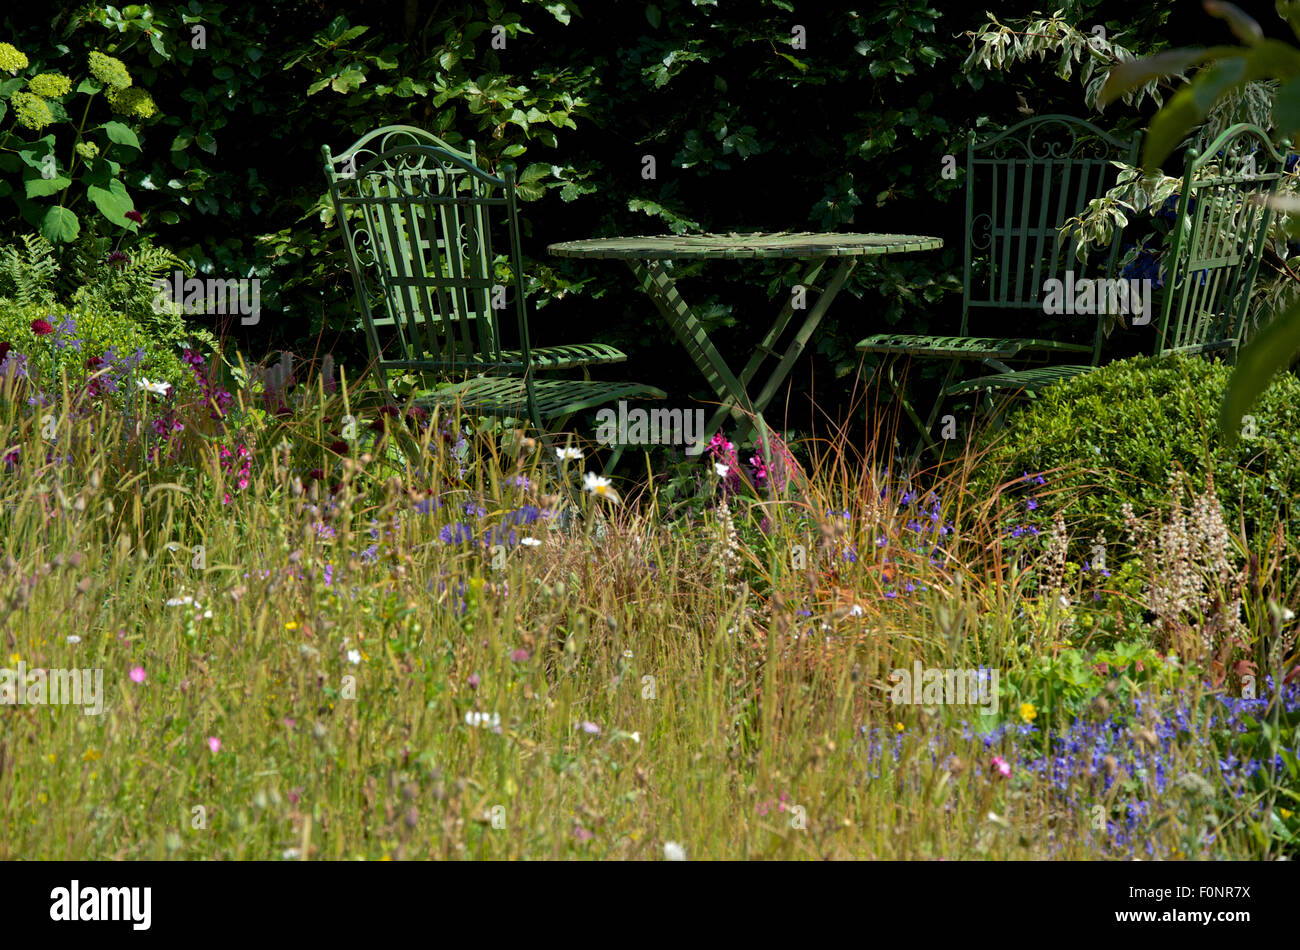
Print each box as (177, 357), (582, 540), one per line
(547, 231), (943, 260)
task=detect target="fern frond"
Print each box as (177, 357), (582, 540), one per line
(0, 233), (60, 307)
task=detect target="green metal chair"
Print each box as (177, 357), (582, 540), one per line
(322, 125), (664, 438)
(857, 114), (1139, 458)
(1153, 124), (1284, 359)
(952, 122), (1285, 396)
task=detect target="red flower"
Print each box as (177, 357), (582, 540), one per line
(306, 468), (325, 481)
(124, 210), (143, 224)
(85, 355), (103, 369)
(30, 319), (54, 336)
(328, 440), (349, 455)
(0, 341), (10, 363)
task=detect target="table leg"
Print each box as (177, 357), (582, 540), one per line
(707, 257), (857, 441)
(627, 258), (756, 434)
(629, 256), (856, 457)
(710, 258), (828, 437)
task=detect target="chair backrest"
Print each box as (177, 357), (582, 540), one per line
(1155, 123), (1284, 358)
(963, 114), (1140, 361)
(322, 125), (533, 379)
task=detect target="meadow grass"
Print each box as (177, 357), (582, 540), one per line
(0, 365), (1294, 860)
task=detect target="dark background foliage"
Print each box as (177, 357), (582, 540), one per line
(6, 0), (1258, 439)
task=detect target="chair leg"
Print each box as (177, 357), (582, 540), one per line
(866, 357), (924, 456)
(895, 359), (961, 468)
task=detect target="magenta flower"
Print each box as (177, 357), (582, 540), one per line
(207, 736), (221, 754)
(990, 755), (1011, 778)
(129, 666), (146, 684)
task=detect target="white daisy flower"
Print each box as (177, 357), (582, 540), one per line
(714, 462), (729, 477)
(663, 841), (686, 861)
(582, 471), (621, 504)
(66, 635), (81, 644)
(556, 447), (583, 461)
(464, 711), (502, 730)
(520, 537), (542, 547)
(347, 649), (361, 665)
(138, 377), (172, 396)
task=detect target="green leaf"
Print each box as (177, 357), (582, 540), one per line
(1220, 297), (1300, 445)
(24, 175), (72, 198)
(1275, 75), (1300, 137)
(40, 206), (80, 243)
(1140, 41), (1300, 170)
(1141, 56), (1249, 171)
(514, 164), (550, 201)
(776, 51), (808, 71)
(559, 180), (597, 201)
(1280, 0), (1300, 41)
(101, 121), (141, 152)
(87, 177), (134, 226)
(1097, 47), (1237, 108)
(646, 4), (661, 28)
(330, 69), (366, 94)
(1204, 1), (1264, 45)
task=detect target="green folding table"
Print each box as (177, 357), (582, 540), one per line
(547, 232), (943, 448)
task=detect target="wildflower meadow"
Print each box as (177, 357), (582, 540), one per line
(0, 0), (1295, 902)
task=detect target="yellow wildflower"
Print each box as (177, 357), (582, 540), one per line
(1019, 702), (1038, 723)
